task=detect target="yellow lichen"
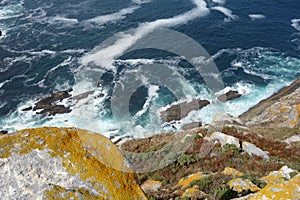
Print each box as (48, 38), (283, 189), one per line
(260, 166), (298, 184)
(177, 172), (208, 189)
(141, 180), (162, 193)
(227, 178), (260, 193)
(248, 174), (300, 200)
(181, 185), (207, 199)
(222, 167), (243, 177)
(0, 127), (147, 200)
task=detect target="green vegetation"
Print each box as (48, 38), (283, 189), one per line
(177, 154), (197, 166)
(188, 174), (238, 200)
(239, 175), (267, 188)
(289, 171), (298, 179)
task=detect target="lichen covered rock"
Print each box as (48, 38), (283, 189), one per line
(247, 174), (300, 200)
(241, 77), (300, 128)
(141, 180), (162, 193)
(181, 185), (208, 199)
(0, 127), (146, 199)
(176, 172), (208, 189)
(222, 167), (244, 177)
(260, 165), (298, 184)
(227, 178), (260, 193)
(205, 132), (240, 148)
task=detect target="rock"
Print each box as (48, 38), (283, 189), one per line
(36, 105), (71, 116)
(21, 106), (32, 111)
(241, 77), (300, 128)
(176, 172), (209, 190)
(27, 90), (72, 116)
(205, 132), (240, 149)
(222, 167), (244, 177)
(0, 130), (8, 134)
(141, 180), (162, 193)
(241, 173), (300, 200)
(284, 135), (300, 145)
(0, 127), (146, 199)
(181, 122), (202, 130)
(260, 166), (298, 184)
(242, 141), (269, 160)
(181, 185), (208, 199)
(217, 90), (242, 102)
(227, 178), (260, 193)
(160, 99), (210, 122)
(211, 113), (245, 128)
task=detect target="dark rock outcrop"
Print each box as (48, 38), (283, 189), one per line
(160, 99), (210, 122)
(181, 122), (202, 131)
(0, 130), (8, 134)
(217, 90), (242, 102)
(23, 90), (72, 116)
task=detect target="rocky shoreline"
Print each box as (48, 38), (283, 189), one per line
(1, 78), (300, 199)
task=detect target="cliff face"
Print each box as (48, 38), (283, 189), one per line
(240, 77), (300, 128)
(0, 127), (146, 199)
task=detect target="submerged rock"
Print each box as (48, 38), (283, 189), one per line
(160, 99), (210, 122)
(217, 90), (242, 102)
(34, 90), (72, 116)
(22, 90), (72, 116)
(0, 127), (146, 199)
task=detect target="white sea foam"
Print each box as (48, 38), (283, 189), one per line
(291, 19), (300, 32)
(81, 0), (210, 71)
(212, 0), (226, 5)
(211, 6), (238, 22)
(83, 6), (139, 27)
(49, 16), (79, 25)
(0, 2), (25, 20)
(249, 14), (266, 20)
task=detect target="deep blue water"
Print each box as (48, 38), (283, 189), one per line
(0, 0), (300, 137)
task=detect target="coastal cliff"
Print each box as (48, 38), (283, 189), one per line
(1, 78), (300, 199)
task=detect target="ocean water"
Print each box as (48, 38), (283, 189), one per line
(0, 0), (300, 138)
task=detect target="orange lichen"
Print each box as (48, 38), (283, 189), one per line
(0, 127), (147, 199)
(176, 172), (208, 189)
(222, 167), (244, 177)
(227, 178), (260, 193)
(248, 174), (300, 200)
(181, 185), (207, 199)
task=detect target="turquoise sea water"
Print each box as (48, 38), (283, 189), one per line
(0, 0), (300, 138)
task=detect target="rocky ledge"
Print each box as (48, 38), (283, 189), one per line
(240, 77), (300, 128)
(0, 127), (146, 199)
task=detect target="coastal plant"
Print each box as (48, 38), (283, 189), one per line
(177, 154), (197, 167)
(188, 174), (237, 199)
